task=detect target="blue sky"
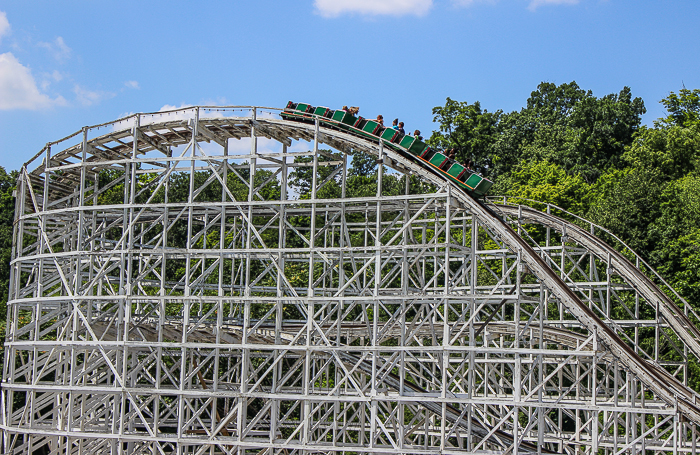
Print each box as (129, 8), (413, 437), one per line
(0, 0), (698, 171)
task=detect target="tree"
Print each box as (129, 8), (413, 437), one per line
(497, 160), (592, 215)
(566, 86), (646, 181)
(489, 82), (592, 179)
(0, 167), (18, 378)
(656, 228), (700, 325)
(650, 174), (700, 266)
(623, 124), (700, 181)
(658, 88), (700, 128)
(428, 98), (502, 171)
(349, 151), (377, 177)
(0, 167), (18, 310)
(290, 150), (345, 194)
(487, 82), (645, 182)
(587, 167), (664, 258)
(621, 90), (700, 181)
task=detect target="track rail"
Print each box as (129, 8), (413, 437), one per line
(492, 203), (700, 361)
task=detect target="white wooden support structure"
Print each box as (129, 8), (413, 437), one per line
(3, 105), (700, 454)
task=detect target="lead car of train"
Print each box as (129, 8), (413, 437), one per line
(281, 102), (493, 197)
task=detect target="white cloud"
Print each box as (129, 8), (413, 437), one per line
(314, 0), (433, 17)
(528, 0), (578, 10)
(202, 96), (227, 106)
(112, 104), (195, 131)
(0, 52), (65, 110)
(0, 11), (10, 44)
(124, 80), (139, 89)
(38, 36), (71, 62)
(158, 103), (237, 118)
(39, 70), (63, 91)
(73, 84), (115, 106)
(110, 104), (280, 142)
(110, 112), (136, 131)
(156, 103), (233, 121)
(159, 103), (193, 112)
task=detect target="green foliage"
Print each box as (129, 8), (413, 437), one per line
(496, 160), (592, 215)
(2, 82), (700, 399)
(657, 229), (700, 306)
(433, 83), (700, 325)
(623, 123), (700, 180)
(587, 167), (664, 256)
(648, 173), (700, 248)
(501, 82), (644, 182)
(290, 150), (344, 196)
(565, 86), (646, 181)
(428, 98), (501, 169)
(0, 167), (17, 378)
(658, 88), (700, 128)
(428, 85), (690, 341)
(430, 82), (645, 182)
(346, 174), (377, 198)
(0, 167), (17, 309)
(349, 151), (376, 177)
(649, 174), (700, 282)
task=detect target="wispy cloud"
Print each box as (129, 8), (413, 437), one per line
(159, 103), (192, 112)
(202, 96), (228, 106)
(0, 11), (10, 44)
(124, 80), (139, 89)
(157, 103), (231, 119)
(39, 70), (64, 91)
(314, 0), (433, 17)
(113, 104), (195, 130)
(0, 52), (66, 110)
(38, 36), (71, 62)
(528, 0), (579, 10)
(73, 84), (115, 106)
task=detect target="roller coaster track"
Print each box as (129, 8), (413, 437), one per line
(277, 115), (700, 425)
(5, 106), (700, 454)
(491, 202), (700, 362)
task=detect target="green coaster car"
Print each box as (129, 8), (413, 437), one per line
(282, 101), (494, 197)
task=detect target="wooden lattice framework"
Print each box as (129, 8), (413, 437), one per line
(3, 106), (700, 454)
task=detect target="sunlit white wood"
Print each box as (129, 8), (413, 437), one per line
(3, 105), (698, 454)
